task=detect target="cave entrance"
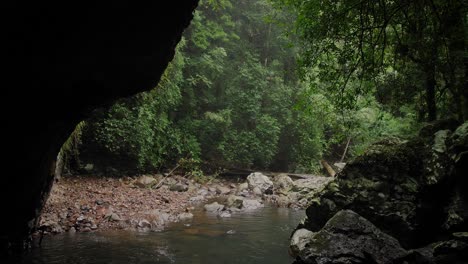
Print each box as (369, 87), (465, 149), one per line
(27, 1), (321, 263)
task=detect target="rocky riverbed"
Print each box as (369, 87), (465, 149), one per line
(37, 171), (332, 237)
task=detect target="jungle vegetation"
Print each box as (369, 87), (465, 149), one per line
(63, 0), (466, 176)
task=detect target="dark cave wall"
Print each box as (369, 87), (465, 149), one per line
(2, 1), (198, 257)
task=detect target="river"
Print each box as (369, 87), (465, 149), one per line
(22, 206), (305, 264)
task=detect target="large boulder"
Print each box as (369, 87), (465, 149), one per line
(247, 172), (273, 194)
(298, 122), (468, 248)
(274, 174), (294, 193)
(291, 210), (408, 264)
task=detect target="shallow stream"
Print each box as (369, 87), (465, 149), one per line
(23, 206), (305, 264)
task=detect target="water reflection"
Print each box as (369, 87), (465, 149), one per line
(23, 206), (305, 264)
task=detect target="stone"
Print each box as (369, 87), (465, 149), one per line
(40, 220), (63, 234)
(177, 212), (193, 221)
(241, 199), (264, 210)
(289, 228), (314, 258)
(83, 163), (94, 172)
(218, 211), (231, 218)
(216, 185), (231, 195)
(292, 176), (333, 194)
(110, 213), (121, 222)
(138, 219), (152, 229)
(226, 195), (244, 209)
(169, 183), (188, 192)
(252, 187), (263, 196)
(293, 210), (408, 263)
(135, 175), (157, 188)
(237, 182), (249, 193)
(247, 172), (273, 194)
(204, 202), (224, 212)
(432, 239), (468, 263)
(298, 123), (468, 248)
(274, 174), (294, 193)
(276, 195), (290, 207)
(81, 227), (92, 232)
(333, 162), (346, 171)
(197, 188), (209, 196)
(189, 195), (205, 203)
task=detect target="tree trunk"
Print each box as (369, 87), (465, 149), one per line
(425, 64), (437, 121)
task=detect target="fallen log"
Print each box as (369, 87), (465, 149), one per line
(320, 160), (336, 177)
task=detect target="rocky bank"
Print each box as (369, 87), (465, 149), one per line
(290, 120), (468, 263)
(38, 170), (331, 237)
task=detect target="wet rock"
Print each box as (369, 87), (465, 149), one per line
(135, 175), (157, 188)
(432, 238), (468, 263)
(177, 212), (194, 221)
(68, 227), (76, 233)
(226, 195), (244, 209)
(204, 202), (224, 212)
(40, 219), (63, 234)
(241, 199), (263, 210)
(275, 195), (290, 207)
(218, 211), (231, 218)
(247, 172), (273, 194)
(145, 209), (173, 226)
(294, 210), (407, 264)
(81, 227), (92, 232)
(297, 121), (468, 251)
(289, 228), (314, 258)
(138, 219), (152, 229)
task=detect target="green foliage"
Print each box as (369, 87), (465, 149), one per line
(75, 0), (434, 176)
(273, 0), (467, 121)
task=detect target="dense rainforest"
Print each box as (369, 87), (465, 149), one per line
(62, 0), (466, 177)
